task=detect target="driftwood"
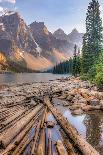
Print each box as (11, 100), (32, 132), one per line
(56, 140), (68, 155)
(44, 96), (100, 155)
(48, 137), (53, 155)
(0, 109), (26, 127)
(0, 105), (42, 148)
(41, 107), (47, 128)
(30, 120), (42, 155)
(37, 128), (46, 155)
(60, 129), (78, 155)
(1, 108), (44, 155)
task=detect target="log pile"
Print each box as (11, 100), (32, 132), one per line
(0, 77), (101, 155)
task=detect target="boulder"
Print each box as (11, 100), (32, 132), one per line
(89, 98), (100, 106)
(66, 95), (74, 102)
(47, 121), (55, 128)
(71, 109), (83, 115)
(82, 105), (94, 112)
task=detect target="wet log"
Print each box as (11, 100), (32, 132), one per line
(60, 129), (78, 155)
(37, 128), (46, 155)
(30, 120), (42, 155)
(0, 105), (42, 148)
(56, 140), (68, 155)
(44, 96), (100, 155)
(41, 107), (47, 128)
(48, 137), (53, 155)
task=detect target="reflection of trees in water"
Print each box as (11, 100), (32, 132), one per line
(84, 112), (103, 150)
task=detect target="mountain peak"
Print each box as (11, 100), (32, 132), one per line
(53, 28), (67, 40)
(71, 28), (79, 34)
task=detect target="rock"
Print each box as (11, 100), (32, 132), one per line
(90, 99), (100, 106)
(82, 105), (94, 112)
(66, 95), (74, 102)
(47, 121), (55, 128)
(69, 103), (85, 110)
(71, 109), (83, 115)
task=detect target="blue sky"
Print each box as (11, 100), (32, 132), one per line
(0, 0), (103, 33)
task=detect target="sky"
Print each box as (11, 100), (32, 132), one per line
(0, 0), (103, 34)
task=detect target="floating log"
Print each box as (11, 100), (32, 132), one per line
(37, 128), (46, 155)
(56, 140), (68, 155)
(48, 137), (53, 155)
(0, 105), (43, 148)
(41, 107), (47, 128)
(30, 120), (42, 155)
(60, 129), (78, 155)
(44, 96), (100, 155)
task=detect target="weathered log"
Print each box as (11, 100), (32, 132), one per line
(0, 109), (26, 127)
(48, 137), (53, 155)
(56, 140), (68, 155)
(41, 107), (47, 128)
(60, 129), (78, 155)
(36, 128), (46, 155)
(0, 105), (42, 148)
(1, 111), (43, 155)
(30, 120), (42, 155)
(44, 96), (100, 155)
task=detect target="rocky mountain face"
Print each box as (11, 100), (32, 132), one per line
(68, 28), (84, 46)
(0, 12), (39, 56)
(29, 21), (74, 60)
(53, 28), (84, 48)
(0, 11), (83, 71)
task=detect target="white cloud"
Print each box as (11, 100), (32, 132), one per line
(0, 0), (16, 4)
(0, 6), (3, 12)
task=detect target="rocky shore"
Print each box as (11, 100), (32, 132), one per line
(0, 76), (103, 115)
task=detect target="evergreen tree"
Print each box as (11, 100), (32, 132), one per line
(73, 44), (78, 76)
(82, 0), (103, 73)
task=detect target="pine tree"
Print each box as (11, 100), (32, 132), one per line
(73, 44), (78, 76)
(82, 0), (103, 73)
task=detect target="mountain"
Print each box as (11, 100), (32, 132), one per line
(53, 28), (68, 41)
(29, 21), (69, 62)
(0, 11), (83, 72)
(67, 28), (84, 46)
(0, 12), (39, 56)
(53, 28), (84, 50)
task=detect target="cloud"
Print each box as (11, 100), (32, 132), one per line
(0, 0), (16, 4)
(0, 6), (3, 11)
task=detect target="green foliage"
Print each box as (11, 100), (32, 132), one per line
(52, 58), (73, 74)
(72, 44), (81, 76)
(82, 0), (103, 74)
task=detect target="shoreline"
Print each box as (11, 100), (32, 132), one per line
(0, 76), (103, 114)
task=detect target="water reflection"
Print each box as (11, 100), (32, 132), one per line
(56, 105), (103, 154)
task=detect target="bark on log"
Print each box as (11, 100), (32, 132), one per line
(0, 105), (42, 148)
(60, 129), (78, 155)
(56, 140), (68, 155)
(44, 96), (100, 155)
(36, 128), (46, 155)
(30, 120), (42, 155)
(41, 107), (47, 128)
(0, 112), (43, 155)
(48, 137), (53, 155)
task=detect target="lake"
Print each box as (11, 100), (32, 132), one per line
(0, 73), (69, 85)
